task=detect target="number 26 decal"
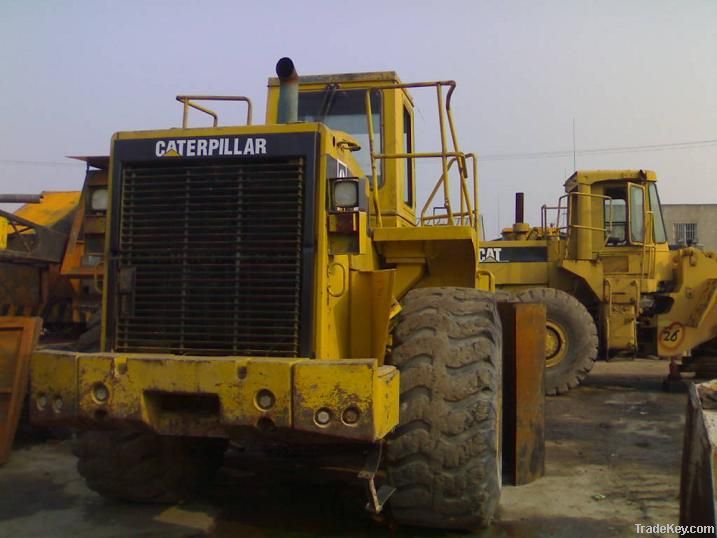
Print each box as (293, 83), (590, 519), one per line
(660, 323), (684, 349)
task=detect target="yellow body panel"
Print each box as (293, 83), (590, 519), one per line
(14, 191), (80, 229)
(0, 218), (7, 249)
(657, 249), (717, 357)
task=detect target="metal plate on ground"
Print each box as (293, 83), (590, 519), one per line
(499, 301), (546, 485)
(0, 316), (42, 465)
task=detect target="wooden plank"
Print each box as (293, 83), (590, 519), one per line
(499, 302), (546, 486)
(0, 316), (42, 465)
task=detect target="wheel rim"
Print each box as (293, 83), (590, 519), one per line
(545, 321), (568, 368)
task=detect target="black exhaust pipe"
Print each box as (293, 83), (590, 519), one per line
(276, 57), (298, 124)
(0, 194), (43, 204)
(515, 192), (525, 224)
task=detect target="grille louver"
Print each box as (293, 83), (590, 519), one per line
(115, 158), (305, 357)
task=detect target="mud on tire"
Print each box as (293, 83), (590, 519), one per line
(516, 287), (598, 395)
(74, 430), (227, 503)
(386, 287), (502, 529)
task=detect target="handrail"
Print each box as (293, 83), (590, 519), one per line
(176, 95), (253, 128)
(542, 191), (612, 256)
(362, 81), (478, 234)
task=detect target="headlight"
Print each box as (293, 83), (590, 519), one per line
(333, 180), (359, 209)
(90, 188), (108, 211)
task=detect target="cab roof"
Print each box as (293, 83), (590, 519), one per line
(267, 71), (401, 87)
(565, 169), (657, 190)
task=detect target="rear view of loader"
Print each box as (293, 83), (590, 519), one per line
(20, 58), (544, 529)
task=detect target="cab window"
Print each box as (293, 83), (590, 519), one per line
(604, 188), (627, 245)
(648, 183), (667, 243)
(298, 89), (381, 183)
(629, 184), (645, 243)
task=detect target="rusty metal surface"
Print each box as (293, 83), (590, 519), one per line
(679, 380), (717, 531)
(499, 301), (546, 486)
(0, 208), (69, 264)
(30, 351), (399, 442)
(0, 316), (42, 465)
(111, 158), (306, 357)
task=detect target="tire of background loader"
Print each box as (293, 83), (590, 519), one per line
(516, 288), (598, 396)
(73, 430), (227, 503)
(386, 287), (502, 529)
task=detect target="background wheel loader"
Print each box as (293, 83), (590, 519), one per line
(3, 58), (546, 529)
(481, 169), (717, 394)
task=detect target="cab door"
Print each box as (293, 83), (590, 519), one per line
(598, 182), (648, 355)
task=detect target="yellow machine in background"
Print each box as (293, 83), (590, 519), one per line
(22, 58), (546, 529)
(0, 178), (106, 463)
(482, 169), (717, 394)
(0, 166), (107, 329)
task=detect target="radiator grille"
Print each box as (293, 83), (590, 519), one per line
(115, 158), (305, 356)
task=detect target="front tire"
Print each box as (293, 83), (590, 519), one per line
(516, 288), (598, 395)
(386, 287), (502, 529)
(73, 430), (227, 503)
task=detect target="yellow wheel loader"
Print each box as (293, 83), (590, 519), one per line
(12, 58), (546, 529)
(483, 169), (717, 394)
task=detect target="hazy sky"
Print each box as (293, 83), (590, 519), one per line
(1, 0), (715, 237)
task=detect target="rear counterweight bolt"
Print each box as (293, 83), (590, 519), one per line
(93, 383), (109, 403)
(315, 408), (332, 426)
(256, 389), (275, 410)
(342, 407), (360, 425)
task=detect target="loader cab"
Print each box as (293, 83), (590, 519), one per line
(266, 72), (417, 227)
(565, 171), (667, 250)
(597, 177), (667, 248)
(564, 170), (671, 286)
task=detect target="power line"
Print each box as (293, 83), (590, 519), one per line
(482, 138), (717, 162)
(2, 137), (717, 168)
(0, 159), (82, 168)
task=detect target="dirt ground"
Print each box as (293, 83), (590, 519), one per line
(0, 359), (688, 538)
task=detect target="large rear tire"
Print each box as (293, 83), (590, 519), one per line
(516, 288), (598, 395)
(386, 287), (502, 529)
(73, 430), (227, 503)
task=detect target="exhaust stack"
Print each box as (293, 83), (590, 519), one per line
(512, 192), (530, 239)
(515, 192), (525, 224)
(0, 194), (43, 204)
(276, 57), (298, 124)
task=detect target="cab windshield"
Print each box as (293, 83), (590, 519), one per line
(298, 89), (381, 180)
(603, 183), (667, 245)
